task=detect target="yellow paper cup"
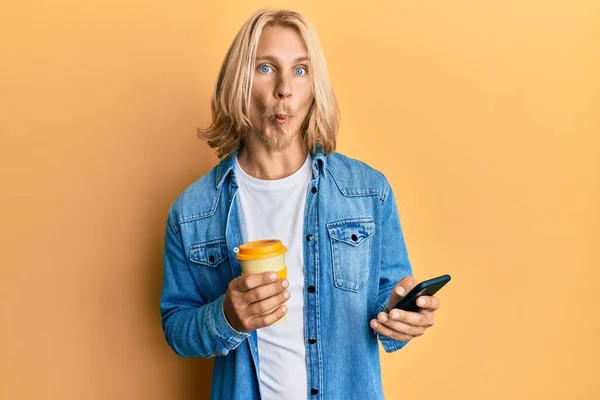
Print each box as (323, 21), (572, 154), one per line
(236, 240), (288, 324)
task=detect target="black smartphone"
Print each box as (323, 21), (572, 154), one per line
(385, 274), (451, 313)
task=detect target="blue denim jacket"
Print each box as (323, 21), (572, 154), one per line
(160, 147), (413, 399)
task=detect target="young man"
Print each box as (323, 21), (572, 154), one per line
(161, 9), (441, 400)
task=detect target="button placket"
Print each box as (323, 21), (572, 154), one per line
(304, 177), (321, 398)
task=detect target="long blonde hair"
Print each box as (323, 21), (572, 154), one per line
(198, 9), (340, 159)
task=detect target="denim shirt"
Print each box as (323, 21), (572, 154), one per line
(160, 147), (413, 399)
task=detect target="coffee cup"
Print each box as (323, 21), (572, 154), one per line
(235, 239), (288, 324)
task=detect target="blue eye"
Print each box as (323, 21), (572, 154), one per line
(259, 65), (272, 73)
(295, 67), (306, 76)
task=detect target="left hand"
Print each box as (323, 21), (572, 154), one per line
(370, 276), (440, 342)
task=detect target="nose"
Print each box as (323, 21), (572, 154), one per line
(274, 75), (292, 99)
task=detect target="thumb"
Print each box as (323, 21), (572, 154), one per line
(387, 284), (406, 310)
(387, 276), (416, 310)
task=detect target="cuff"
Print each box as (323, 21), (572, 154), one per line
(379, 335), (410, 353)
(208, 293), (250, 351)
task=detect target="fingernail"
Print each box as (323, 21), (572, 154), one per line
(270, 273), (277, 281)
(282, 306), (288, 313)
(390, 311), (400, 320)
(396, 286), (405, 296)
(378, 313), (388, 322)
(371, 321), (379, 328)
(283, 291), (290, 299)
(418, 297), (426, 306)
(282, 280), (289, 288)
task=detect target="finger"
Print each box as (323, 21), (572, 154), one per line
(416, 295), (440, 311)
(377, 312), (426, 336)
(387, 309), (432, 327)
(248, 289), (290, 316)
(235, 271), (279, 292)
(370, 319), (414, 342)
(249, 304), (288, 330)
(387, 276), (417, 309)
(242, 278), (289, 304)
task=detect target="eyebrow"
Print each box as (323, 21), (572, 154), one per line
(255, 55), (309, 64)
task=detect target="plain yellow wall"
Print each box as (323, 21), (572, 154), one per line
(1, 0), (598, 399)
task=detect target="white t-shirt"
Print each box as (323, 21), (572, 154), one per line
(235, 154), (312, 400)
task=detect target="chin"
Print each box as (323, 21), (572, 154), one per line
(259, 126), (294, 151)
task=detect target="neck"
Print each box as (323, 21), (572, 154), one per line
(237, 137), (308, 180)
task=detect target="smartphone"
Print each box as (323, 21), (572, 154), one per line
(385, 274), (451, 313)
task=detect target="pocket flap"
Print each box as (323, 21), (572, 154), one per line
(326, 218), (375, 246)
(189, 239), (229, 267)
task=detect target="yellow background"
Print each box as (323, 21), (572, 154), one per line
(1, 0), (598, 399)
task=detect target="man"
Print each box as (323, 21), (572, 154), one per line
(160, 8), (441, 400)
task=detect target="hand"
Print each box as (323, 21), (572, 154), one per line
(370, 276), (440, 342)
(223, 271), (290, 332)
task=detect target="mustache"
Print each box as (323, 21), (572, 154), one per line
(262, 105), (294, 118)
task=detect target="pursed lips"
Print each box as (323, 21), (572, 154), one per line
(273, 114), (290, 125)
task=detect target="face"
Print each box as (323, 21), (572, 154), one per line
(248, 25), (314, 152)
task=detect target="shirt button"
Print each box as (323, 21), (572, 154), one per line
(311, 388), (319, 395)
(306, 234), (314, 241)
(311, 186), (318, 194)
(309, 337), (316, 344)
(351, 234), (358, 242)
(209, 255), (215, 263)
(307, 285), (316, 293)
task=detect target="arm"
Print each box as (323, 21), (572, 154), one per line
(374, 181), (414, 352)
(160, 207), (249, 358)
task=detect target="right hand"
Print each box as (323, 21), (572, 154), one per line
(223, 271), (290, 332)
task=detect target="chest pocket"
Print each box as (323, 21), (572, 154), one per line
(189, 239), (231, 299)
(189, 239), (229, 268)
(327, 218), (375, 292)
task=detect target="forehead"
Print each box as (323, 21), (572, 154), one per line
(256, 25), (308, 59)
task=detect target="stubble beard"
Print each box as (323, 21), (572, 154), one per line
(260, 123), (292, 151)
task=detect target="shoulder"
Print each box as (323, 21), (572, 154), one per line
(167, 166), (221, 232)
(325, 152), (392, 201)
